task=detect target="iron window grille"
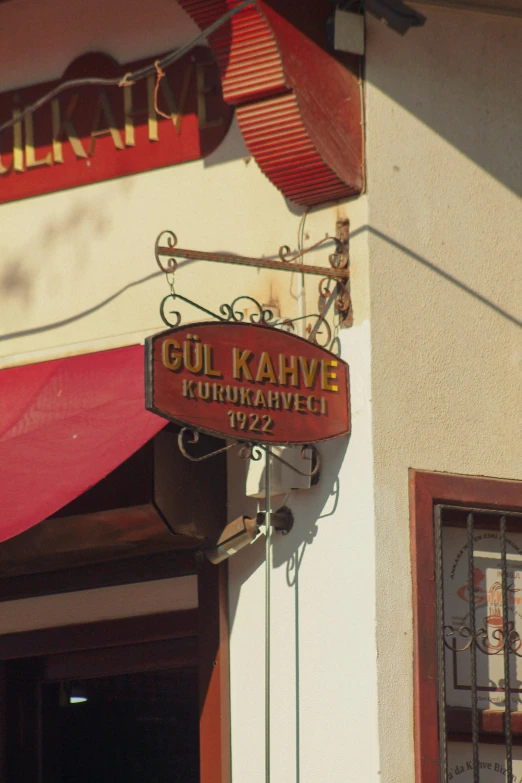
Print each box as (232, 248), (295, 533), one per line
(434, 504), (522, 783)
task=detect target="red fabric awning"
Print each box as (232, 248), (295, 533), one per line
(0, 345), (166, 543)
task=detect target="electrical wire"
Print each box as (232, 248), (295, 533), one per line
(265, 445), (272, 783)
(0, 0), (255, 139)
(296, 208), (309, 338)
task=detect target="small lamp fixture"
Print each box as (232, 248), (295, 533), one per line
(69, 685), (88, 704)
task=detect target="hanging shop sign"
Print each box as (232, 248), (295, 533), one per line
(0, 47), (231, 204)
(145, 321), (350, 445)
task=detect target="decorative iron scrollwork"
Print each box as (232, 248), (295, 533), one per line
(444, 623), (522, 656)
(176, 427), (321, 477)
(155, 230), (179, 275)
(178, 428), (238, 462)
(153, 228), (348, 466)
(160, 294), (182, 327)
(508, 629), (522, 656)
(237, 442), (264, 462)
(269, 445), (321, 478)
(154, 223), (351, 327)
(220, 296), (275, 326)
(159, 289), (336, 350)
(280, 313), (333, 350)
(444, 624), (474, 652)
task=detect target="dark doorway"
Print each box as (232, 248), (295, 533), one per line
(41, 668), (199, 783)
(0, 564), (230, 783)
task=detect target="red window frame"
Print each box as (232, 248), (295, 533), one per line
(410, 469), (522, 783)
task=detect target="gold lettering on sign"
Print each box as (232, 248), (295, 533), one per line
(279, 354), (299, 387)
(174, 375), (333, 419)
(321, 360), (339, 392)
(88, 90), (124, 155)
(124, 75), (158, 145)
(226, 385), (239, 404)
(162, 339), (182, 371)
(255, 352), (277, 384)
(160, 65), (193, 136)
(197, 62), (224, 129)
(267, 391), (280, 410)
(240, 387), (252, 406)
(203, 344), (221, 377)
(13, 108), (24, 172)
(24, 111), (52, 169)
(183, 379), (197, 399)
(52, 96), (88, 161)
(307, 396), (319, 414)
(294, 393), (307, 413)
(281, 392), (294, 411)
(233, 348), (254, 382)
(198, 381), (211, 400)
(183, 336), (203, 374)
(213, 383), (226, 402)
(0, 145), (12, 175)
(300, 357), (319, 389)
(254, 390), (267, 408)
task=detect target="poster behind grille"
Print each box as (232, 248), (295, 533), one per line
(443, 527), (522, 710)
(448, 742), (522, 783)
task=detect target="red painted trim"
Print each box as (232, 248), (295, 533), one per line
(198, 559), (230, 783)
(0, 49), (231, 205)
(410, 470), (522, 783)
(178, 0), (363, 206)
(0, 609), (198, 661)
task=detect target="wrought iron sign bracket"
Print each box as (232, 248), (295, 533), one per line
(148, 224), (351, 469)
(155, 219), (352, 327)
(177, 426), (321, 480)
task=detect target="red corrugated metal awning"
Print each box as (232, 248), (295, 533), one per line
(0, 345), (165, 543)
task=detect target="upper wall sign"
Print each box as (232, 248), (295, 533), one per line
(0, 48), (232, 204)
(145, 322), (351, 445)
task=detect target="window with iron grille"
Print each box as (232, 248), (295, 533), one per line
(410, 471), (522, 783)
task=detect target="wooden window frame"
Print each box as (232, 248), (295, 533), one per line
(410, 469), (522, 783)
(0, 559), (230, 783)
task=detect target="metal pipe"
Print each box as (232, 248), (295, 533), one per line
(265, 446), (272, 783)
(434, 505), (448, 783)
(467, 513), (480, 783)
(500, 515), (513, 780)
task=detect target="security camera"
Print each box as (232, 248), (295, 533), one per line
(204, 506), (295, 564)
(204, 515), (260, 565)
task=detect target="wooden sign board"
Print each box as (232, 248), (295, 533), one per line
(0, 47), (232, 204)
(145, 322), (350, 445)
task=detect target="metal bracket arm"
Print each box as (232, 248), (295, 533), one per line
(155, 221), (351, 326)
(156, 238), (349, 280)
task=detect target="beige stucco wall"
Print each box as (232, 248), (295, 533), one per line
(0, 576), (197, 634)
(0, 0), (344, 370)
(12, 2), (522, 781)
(226, 199), (380, 783)
(0, 4), (379, 781)
(365, 7), (522, 781)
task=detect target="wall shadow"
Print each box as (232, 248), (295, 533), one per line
(226, 434), (348, 783)
(367, 8), (522, 200)
(349, 224), (522, 330)
(227, 434), (348, 627)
